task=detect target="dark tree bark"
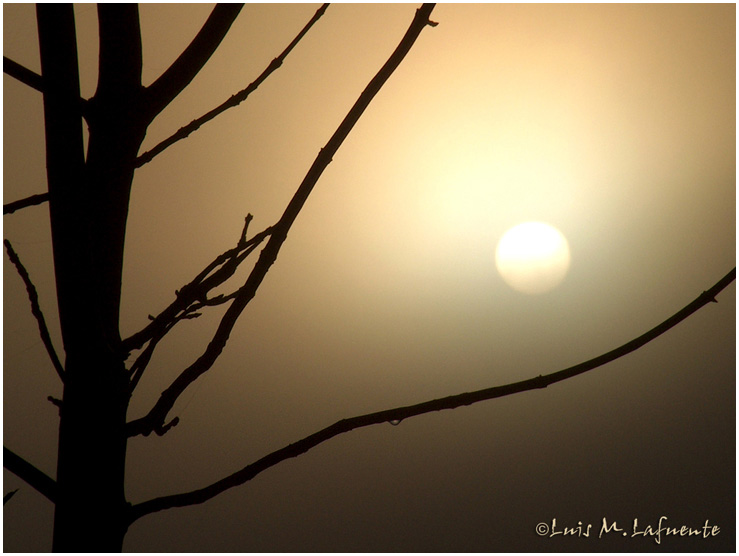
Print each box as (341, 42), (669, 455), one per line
(38, 4), (143, 551)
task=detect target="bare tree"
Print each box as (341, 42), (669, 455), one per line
(3, 4), (734, 552)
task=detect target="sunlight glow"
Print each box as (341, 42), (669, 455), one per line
(495, 222), (570, 294)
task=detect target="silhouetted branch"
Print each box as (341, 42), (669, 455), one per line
(3, 447), (57, 504)
(4, 489), (19, 505)
(4, 57), (89, 119)
(144, 4), (244, 118)
(124, 264), (270, 437)
(95, 5), (143, 99)
(3, 56), (43, 92)
(186, 290), (239, 311)
(36, 4), (88, 354)
(269, 3), (438, 237)
(4, 239), (65, 381)
(3, 192), (50, 215)
(128, 321), (176, 394)
(122, 217), (272, 353)
(136, 3), (329, 167)
(124, 277), (259, 437)
(125, 3), (439, 439)
(3, 5), (325, 212)
(47, 396), (63, 415)
(127, 267), (735, 523)
(127, 297), (219, 396)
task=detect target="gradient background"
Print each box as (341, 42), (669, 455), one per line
(4, 3), (735, 552)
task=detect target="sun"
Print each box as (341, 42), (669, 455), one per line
(495, 222), (571, 295)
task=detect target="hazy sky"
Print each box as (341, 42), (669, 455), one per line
(4, 3), (735, 551)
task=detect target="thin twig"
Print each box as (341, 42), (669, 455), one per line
(135, 3), (329, 167)
(128, 322), (175, 394)
(4, 489), (19, 505)
(127, 267), (735, 523)
(4, 239), (65, 381)
(3, 192), (50, 215)
(187, 290), (239, 311)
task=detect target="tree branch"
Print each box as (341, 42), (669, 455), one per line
(136, 3), (329, 167)
(2, 5), (324, 211)
(3, 447), (57, 504)
(125, 3), (439, 438)
(270, 3), (438, 237)
(36, 4), (88, 353)
(4, 239), (65, 381)
(144, 4), (244, 118)
(128, 321), (175, 395)
(121, 217), (272, 353)
(3, 56), (43, 93)
(95, 5), (143, 100)
(3, 192), (50, 215)
(127, 267), (735, 524)
(4, 57), (89, 118)
(4, 489), (19, 505)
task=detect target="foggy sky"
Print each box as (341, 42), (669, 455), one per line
(4, 3), (735, 551)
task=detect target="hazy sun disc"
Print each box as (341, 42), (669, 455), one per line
(495, 222), (571, 295)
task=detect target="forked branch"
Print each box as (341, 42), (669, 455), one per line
(127, 267), (735, 524)
(137, 3), (329, 167)
(125, 3), (439, 438)
(4, 240), (65, 381)
(4, 3), (327, 217)
(4, 5), (251, 226)
(122, 216), (273, 353)
(95, 5), (143, 98)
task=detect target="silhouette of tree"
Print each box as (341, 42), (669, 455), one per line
(3, 4), (734, 552)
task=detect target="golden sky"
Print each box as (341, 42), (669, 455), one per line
(4, 3), (735, 551)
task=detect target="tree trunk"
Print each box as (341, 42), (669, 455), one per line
(37, 5), (146, 551)
(53, 357), (130, 552)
